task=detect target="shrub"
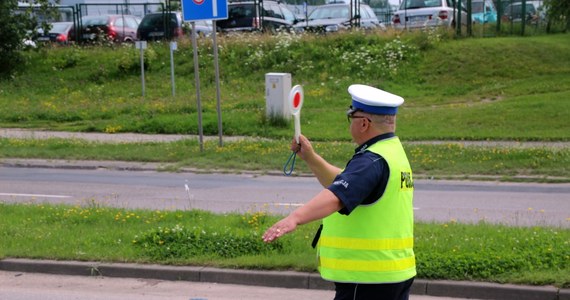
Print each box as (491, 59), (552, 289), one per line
(133, 224), (283, 260)
(118, 44), (157, 74)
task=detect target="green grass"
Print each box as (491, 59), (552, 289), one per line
(0, 202), (568, 287)
(0, 32), (569, 142)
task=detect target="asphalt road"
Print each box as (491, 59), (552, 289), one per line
(1, 166), (569, 227)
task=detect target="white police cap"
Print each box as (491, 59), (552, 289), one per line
(348, 84), (404, 115)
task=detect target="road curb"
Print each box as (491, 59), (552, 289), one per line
(1, 258), (567, 300)
(0, 158), (291, 177)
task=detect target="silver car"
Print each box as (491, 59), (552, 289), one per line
(294, 3), (384, 33)
(391, 0), (467, 29)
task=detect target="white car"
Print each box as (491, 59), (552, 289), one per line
(391, 0), (467, 29)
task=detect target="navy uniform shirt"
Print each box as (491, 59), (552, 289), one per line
(327, 133), (394, 215)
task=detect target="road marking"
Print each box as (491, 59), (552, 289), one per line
(0, 193), (71, 199)
(274, 203), (420, 209)
(275, 203), (303, 207)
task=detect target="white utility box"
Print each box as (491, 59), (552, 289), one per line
(265, 73), (292, 119)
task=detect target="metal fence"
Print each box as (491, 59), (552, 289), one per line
(455, 0), (551, 37)
(284, 0), (560, 36)
(32, 0), (567, 44)
(67, 2), (168, 43)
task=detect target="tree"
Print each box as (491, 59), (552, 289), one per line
(545, 0), (570, 32)
(0, 0), (59, 78)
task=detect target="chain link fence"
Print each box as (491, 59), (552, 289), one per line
(372, 0), (567, 36)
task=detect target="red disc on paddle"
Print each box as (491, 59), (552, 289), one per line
(293, 92), (301, 109)
(289, 85), (303, 114)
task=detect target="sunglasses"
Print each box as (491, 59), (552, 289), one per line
(346, 106), (371, 123)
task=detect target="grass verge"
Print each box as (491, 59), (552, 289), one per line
(1, 137), (568, 182)
(0, 202), (568, 288)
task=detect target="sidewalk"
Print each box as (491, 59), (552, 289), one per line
(0, 128), (248, 143)
(0, 258), (568, 300)
(2, 128), (569, 148)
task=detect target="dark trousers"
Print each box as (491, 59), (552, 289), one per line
(334, 277), (414, 300)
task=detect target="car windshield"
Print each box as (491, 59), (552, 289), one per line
(141, 13), (178, 28)
(281, 7), (297, 22)
(141, 14), (165, 27)
(309, 6), (349, 20)
(195, 20), (212, 27)
(228, 4), (255, 19)
(50, 22), (71, 33)
(472, 2), (485, 12)
(505, 3), (536, 15)
(82, 16), (108, 26)
(400, 0), (443, 9)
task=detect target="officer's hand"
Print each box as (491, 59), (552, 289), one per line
(262, 217), (297, 243)
(290, 134), (314, 161)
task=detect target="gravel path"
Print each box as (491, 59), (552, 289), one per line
(1, 128), (568, 148)
(0, 128), (249, 143)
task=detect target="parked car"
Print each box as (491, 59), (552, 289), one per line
(192, 20), (214, 37)
(137, 12), (184, 41)
(391, 0), (467, 29)
(294, 3), (383, 33)
(471, 0), (497, 23)
(362, 0), (398, 23)
(501, 1), (544, 25)
(37, 22), (74, 44)
(78, 14), (141, 43)
(216, 0), (298, 33)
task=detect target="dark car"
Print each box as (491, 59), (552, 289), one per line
(137, 12), (184, 41)
(294, 3), (382, 33)
(501, 1), (544, 25)
(78, 14), (141, 43)
(37, 22), (74, 44)
(216, 0), (298, 33)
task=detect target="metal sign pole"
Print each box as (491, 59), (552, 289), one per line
(191, 22), (204, 152)
(140, 45), (145, 98)
(135, 41), (147, 98)
(181, 0), (228, 151)
(212, 20), (223, 147)
(170, 41), (177, 97)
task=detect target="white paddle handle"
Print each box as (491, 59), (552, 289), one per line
(293, 112), (301, 144)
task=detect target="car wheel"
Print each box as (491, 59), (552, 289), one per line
(264, 25), (277, 34)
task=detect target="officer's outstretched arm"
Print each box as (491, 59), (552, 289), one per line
(262, 189), (342, 243)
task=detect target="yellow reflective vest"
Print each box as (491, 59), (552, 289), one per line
(318, 136), (416, 283)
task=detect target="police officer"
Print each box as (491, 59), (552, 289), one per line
(263, 84), (415, 300)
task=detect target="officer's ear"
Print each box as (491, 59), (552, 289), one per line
(359, 117), (370, 132)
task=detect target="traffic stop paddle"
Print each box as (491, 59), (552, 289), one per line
(283, 85), (304, 176)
